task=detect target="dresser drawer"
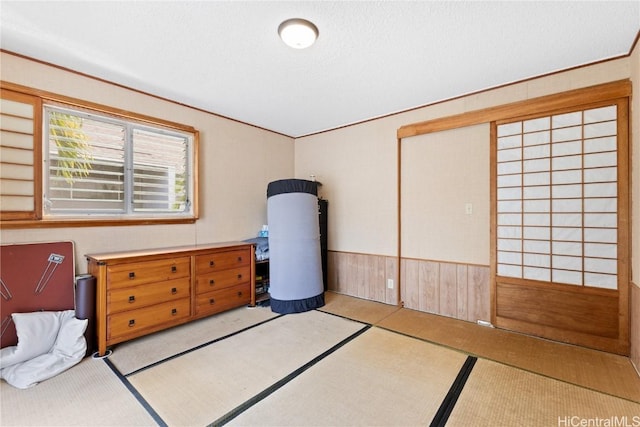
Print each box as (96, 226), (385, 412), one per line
(108, 298), (190, 341)
(196, 266), (250, 294)
(195, 283), (251, 317)
(107, 277), (191, 315)
(195, 249), (250, 274)
(107, 257), (190, 289)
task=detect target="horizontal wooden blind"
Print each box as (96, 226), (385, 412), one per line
(0, 90), (40, 219)
(496, 103), (619, 289)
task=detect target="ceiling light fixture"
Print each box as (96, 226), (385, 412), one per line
(278, 18), (318, 49)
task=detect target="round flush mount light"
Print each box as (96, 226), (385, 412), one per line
(278, 18), (319, 49)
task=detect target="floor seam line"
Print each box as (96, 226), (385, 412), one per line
(103, 357), (167, 427)
(208, 323), (372, 427)
(429, 355), (477, 427)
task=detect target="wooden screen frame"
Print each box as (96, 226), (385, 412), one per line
(397, 80), (631, 355)
(0, 88), (42, 221)
(490, 97), (630, 355)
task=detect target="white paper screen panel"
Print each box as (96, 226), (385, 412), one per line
(0, 96), (35, 212)
(496, 105), (618, 290)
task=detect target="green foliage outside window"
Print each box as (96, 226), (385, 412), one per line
(49, 112), (93, 183)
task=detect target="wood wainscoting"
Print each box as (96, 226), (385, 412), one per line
(327, 251), (398, 305)
(327, 251), (490, 324)
(401, 258), (490, 323)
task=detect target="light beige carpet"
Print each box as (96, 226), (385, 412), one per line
(0, 357), (155, 426)
(229, 326), (468, 426)
(448, 358), (640, 427)
(127, 310), (366, 427)
(109, 304), (278, 375)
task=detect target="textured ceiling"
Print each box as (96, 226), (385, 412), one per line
(1, 1), (638, 137)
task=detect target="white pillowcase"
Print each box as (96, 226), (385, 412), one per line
(0, 311), (63, 369)
(1, 311), (87, 389)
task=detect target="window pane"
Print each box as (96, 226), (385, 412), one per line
(47, 110), (125, 213)
(132, 129), (188, 213)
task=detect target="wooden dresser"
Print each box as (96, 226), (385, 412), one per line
(86, 242), (255, 356)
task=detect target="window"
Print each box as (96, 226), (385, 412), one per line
(43, 104), (195, 219)
(0, 82), (199, 227)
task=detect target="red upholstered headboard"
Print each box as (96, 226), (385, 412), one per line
(0, 241), (76, 348)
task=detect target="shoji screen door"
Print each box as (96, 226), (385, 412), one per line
(492, 98), (629, 355)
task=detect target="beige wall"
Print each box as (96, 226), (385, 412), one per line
(295, 58), (632, 261)
(0, 52), (294, 271)
(401, 124), (490, 265)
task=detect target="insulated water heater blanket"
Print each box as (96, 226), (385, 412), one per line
(267, 179), (324, 314)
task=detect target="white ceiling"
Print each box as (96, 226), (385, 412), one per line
(1, 1), (638, 137)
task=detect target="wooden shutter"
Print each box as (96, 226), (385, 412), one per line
(0, 89), (42, 220)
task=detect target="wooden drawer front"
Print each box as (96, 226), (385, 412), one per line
(107, 257), (190, 289)
(196, 266), (250, 294)
(195, 249), (250, 275)
(108, 298), (190, 341)
(107, 277), (191, 315)
(195, 283), (251, 317)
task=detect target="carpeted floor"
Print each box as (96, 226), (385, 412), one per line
(2, 293), (639, 427)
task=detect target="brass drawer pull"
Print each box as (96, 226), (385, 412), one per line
(209, 279), (215, 286)
(209, 298), (215, 305)
(129, 272), (135, 279)
(171, 308), (177, 316)
(171, 287), (177, 294)
(128, 295), (135, 303)
(171, 265), (177, 273)
(128, 319), (135, 327)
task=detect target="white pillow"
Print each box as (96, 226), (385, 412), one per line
(51, 311), (87, 357)
(0, 311), (87, 389)
(0, 311), (63, 369)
